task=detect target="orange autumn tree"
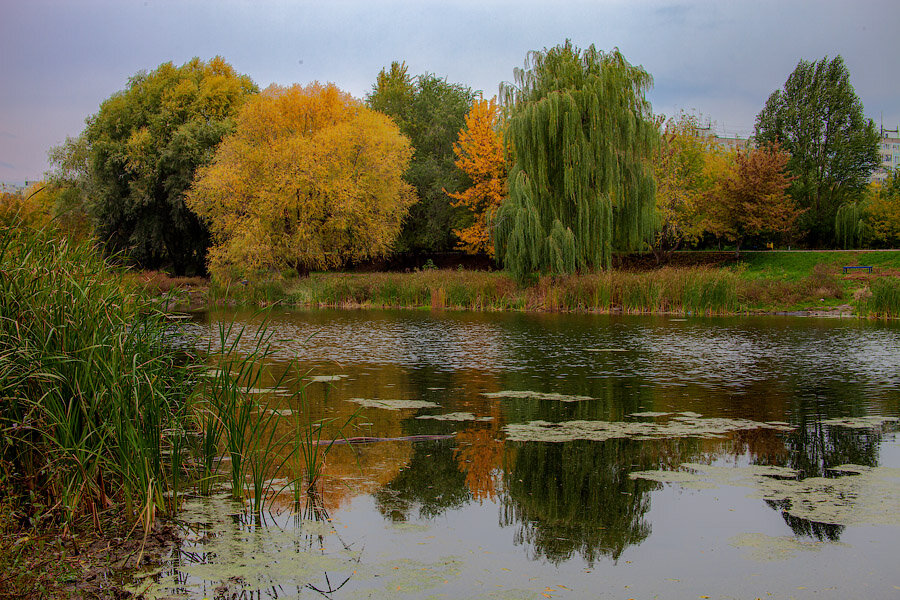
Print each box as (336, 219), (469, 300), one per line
(187, 83), (415, 280)
(448, 96), (507, 255)
(704, 142), (800, 253)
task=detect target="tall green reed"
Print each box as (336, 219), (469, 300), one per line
(0, 219), (193, 529)
(859, 277), (900, 318)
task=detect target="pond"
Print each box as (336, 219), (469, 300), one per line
(138, 309), (900, 599)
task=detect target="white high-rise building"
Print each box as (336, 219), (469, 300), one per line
(872, 126), (900, 184)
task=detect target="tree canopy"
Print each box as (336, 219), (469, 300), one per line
(754, 55), (879, 247)
(650, 113), (714, 262)
(703, 143), (800, 252)
(447, 96), (508, 256)
(78, 57), (258, 274)
(494, 41), (657, 281)
(864, 173), (900, 246)
(187, 83), (415, 281)
(367, 62), (475, 253)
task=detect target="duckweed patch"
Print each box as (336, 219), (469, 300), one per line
(242, 386), (292, 396)
(483, 390), (594, 402)
(504, 414), (794, 443)
(631, 462), (900, 527)
(309, 374), (350, 382)
(345, 557), (463, 598)
(416, 412), (494, 422)
(135, 495), (467, 599)
(821, 416), (899, 429)
(347, 398), (440, 411)
(729, 533), (840, 562)
(389, 521), (432, 532)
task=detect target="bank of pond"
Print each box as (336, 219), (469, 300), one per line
(194, 251), (900, 319)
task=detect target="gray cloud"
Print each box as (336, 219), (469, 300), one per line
(0, 0), (897, 181)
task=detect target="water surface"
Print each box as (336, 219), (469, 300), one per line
(145, 309), (900, 599)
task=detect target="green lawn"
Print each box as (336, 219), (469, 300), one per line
(733, 250), (900, 283)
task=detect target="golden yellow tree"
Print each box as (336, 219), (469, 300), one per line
(865, 173), (900, 245)
(651, 113), (713, 262)
(447, 96), (507, 255)
(187, 83), (415, 280)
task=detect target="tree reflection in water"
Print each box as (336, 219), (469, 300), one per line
(374, 438), (470, 521)
(763, 415), (885, 541)
(501, 438), (655, 565)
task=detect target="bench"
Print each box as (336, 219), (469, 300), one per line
(842, 266), (872, 274)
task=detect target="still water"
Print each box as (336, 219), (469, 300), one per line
(145, 310), (900, 599)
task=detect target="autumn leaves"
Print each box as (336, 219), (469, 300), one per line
(187, 84), (415, 280)
(51, 46), (878, 283)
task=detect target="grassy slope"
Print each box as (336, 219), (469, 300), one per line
(735, 250), (900, 282)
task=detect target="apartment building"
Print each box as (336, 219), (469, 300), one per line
(872, 126), (900, 184)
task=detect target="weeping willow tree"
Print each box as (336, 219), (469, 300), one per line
(494, 41), (657, 281)
(835, 200), (870, 249)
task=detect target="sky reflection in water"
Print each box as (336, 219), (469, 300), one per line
(148, 310), (900, 599)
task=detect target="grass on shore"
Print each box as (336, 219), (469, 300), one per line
(207, 251), (900, 317)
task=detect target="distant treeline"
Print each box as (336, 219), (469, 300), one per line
(3, 44), (894, 283)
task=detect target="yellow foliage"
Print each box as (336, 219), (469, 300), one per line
(866, 175), (900, 244)
(187, 83), (415, 281)
(448, 96), (507, 256)
(651, 114), (714, 259)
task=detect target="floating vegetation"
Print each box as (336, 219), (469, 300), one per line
(504, 414), (794, 443)
(309, 374), (349, 383)
(347, 398), (439, 411)
(388, 521), (431, 532)
(625, 469), (719, 490)
(629, 411), (671, 418)
(630, 462), (900, 527)
(266, 408), (295, 416)
(415, 412), (494, 422)
(200, 367), (226, 378)
(729, 532), (840, 562)
(482, 390), (594, 402)
(300, 518), (337, 537)
(242, 386), (292, 396)
(821, 416), (899, 429)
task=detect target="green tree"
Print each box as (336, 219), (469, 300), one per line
(494, 41), (657, 282)
(651, 112), (714, 263)
(367, 62), (475, 254)
(754, 55), (879, 247)
(81, 57), (257, 274)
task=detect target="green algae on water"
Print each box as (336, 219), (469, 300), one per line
(309, 374), (349, 383)
(504, 413), (794, 443)
(821, 415), (898, 429)
(729, 532), (842, 562)
(241, 386), (292, 396)
(483, 390), (594, 402)
(631, 462), (900, 527)
(416, 412), (493, 422)
(347, 398), (439, 410)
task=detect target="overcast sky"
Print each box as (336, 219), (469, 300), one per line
(1, 0), (898, 182)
